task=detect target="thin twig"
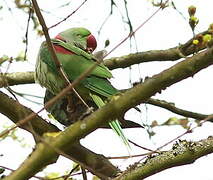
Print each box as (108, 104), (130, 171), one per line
(0, 61), (19, 102)
(104, 0), (168, 57)
(107, 151), (163, 160)
(24, 3), (32, 60)
(128, 139), (156, 152)
(64, 164), (80, 180)
(157, 115), (213, 150)
(81, 167), (88, 180)
(8, 88), (42, 105)
(49, 170), (88, 180)
(48, 0), (87, 29)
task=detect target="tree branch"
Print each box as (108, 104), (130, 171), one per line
(0, 91), (57, 135)
(4, 45), (213, 180)
(0, 91), (119, 179)
(104, 30), (209, 69)
(114, 137), (213, 180)
(0, 72), (34, 88)
(146, 98), (209, 121)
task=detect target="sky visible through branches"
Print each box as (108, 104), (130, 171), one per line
(0, 0), (213, 179)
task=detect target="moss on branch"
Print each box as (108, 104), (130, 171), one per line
(115, 137), (213, 180)
(0, 71), (34, 88)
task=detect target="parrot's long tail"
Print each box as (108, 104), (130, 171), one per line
(90, 93), (130, 149)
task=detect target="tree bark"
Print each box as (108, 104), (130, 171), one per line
(0, 91), (119, 179)
(3, 45), (213, 180)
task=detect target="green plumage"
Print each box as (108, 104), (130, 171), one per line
(35, 27), (130, 148)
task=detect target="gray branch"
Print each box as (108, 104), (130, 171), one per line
(115, 137), (213, 180)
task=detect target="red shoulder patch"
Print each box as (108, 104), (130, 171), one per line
(53, 45), (74, 55)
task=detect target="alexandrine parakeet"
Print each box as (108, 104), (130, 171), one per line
(35, 27), (130, 147)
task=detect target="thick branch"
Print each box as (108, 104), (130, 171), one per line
(105, 48), (182, 69)
(0, 91), (119, 179)
(104, 30), (209, 69)
(0, 91), (58, 135)
(114, 137), (213, 180)
(4, 46), (213, 180)
(0, 72), (34, 88)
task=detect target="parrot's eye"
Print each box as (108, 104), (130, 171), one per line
(76, 34), (82, 38)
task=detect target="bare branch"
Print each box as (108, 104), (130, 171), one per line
(48, 0), (88, 29)
(146, 98), (209, 121)
(0, 72), (34, 88)
(105, 2), (164, 57)
(104, 30), (210, 69)
(114, 137), (213, 180)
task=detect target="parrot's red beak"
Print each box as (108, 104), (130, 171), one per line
(86, 34), (97, 53)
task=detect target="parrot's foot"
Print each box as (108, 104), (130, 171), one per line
(79, 107), (94, 120)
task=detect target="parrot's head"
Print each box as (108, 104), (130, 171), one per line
(55, 27), (97, 53)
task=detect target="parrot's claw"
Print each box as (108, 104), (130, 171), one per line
(79, 107), (94, 120)
(66, 93), (75, 113)
(66, 105), (75, 113)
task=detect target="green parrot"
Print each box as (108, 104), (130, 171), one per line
(35, 27), (130, 147)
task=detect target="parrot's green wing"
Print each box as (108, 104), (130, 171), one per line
(83, 76), (117, 97)
(37, 42), (56, 74)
